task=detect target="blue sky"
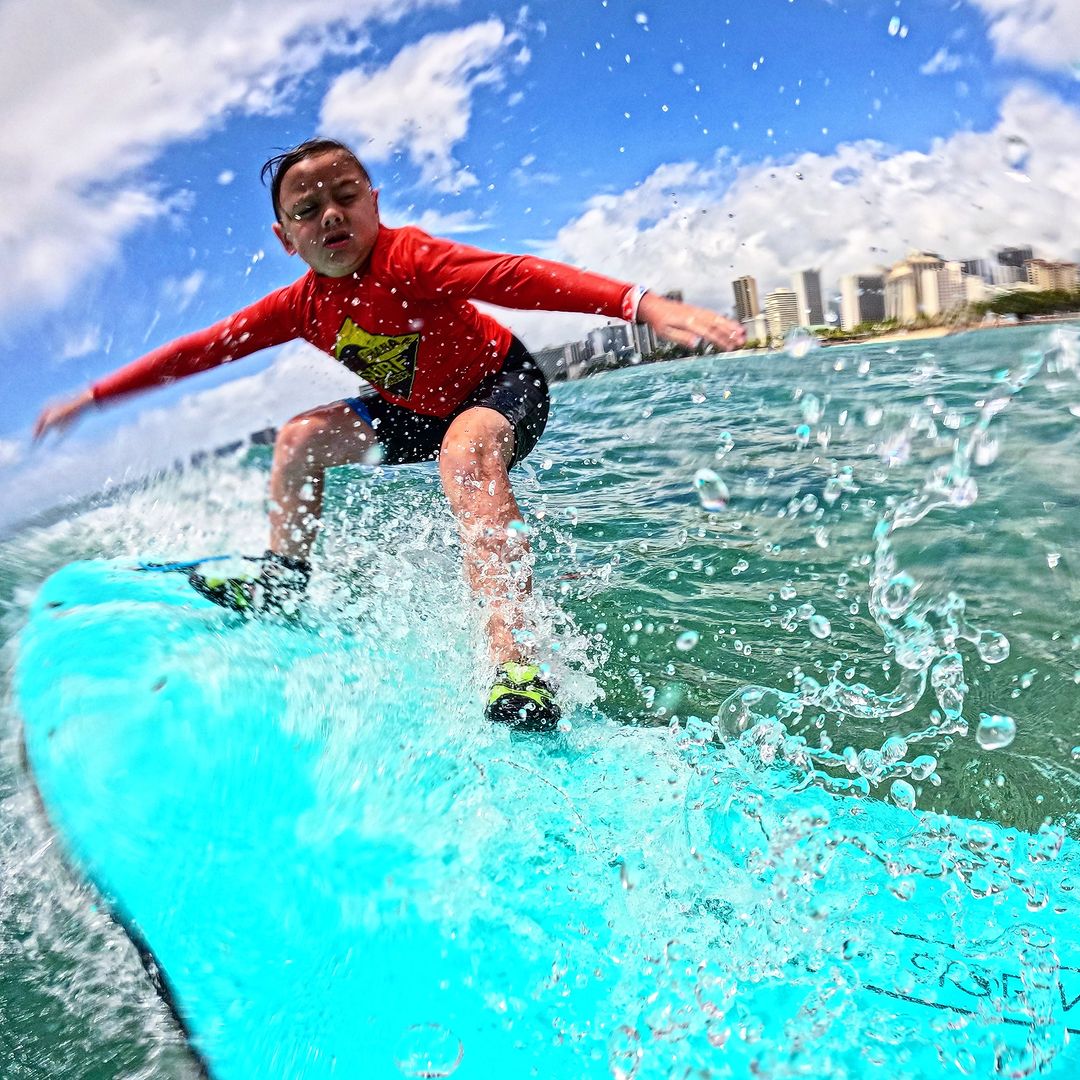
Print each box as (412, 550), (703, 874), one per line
(1, 0), (1079, 527)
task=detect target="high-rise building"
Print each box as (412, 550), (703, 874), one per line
(792, 269), (825, 326)
(764, 288), (800, 341)
(839, 273), (885, 330)
(631, 320), (658, 358)
(885, 252), (945, 322)
(920, 262), (968, 318)
(997, 246), (1034, 269)
(965, 257), (1025, 286)
(1025, 259), (1080, 291)
(732, 276), (760, 323)
(742, 313), (769, 345)
(588, 323), (631, 357)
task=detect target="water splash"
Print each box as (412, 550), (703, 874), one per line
(714, 329), (1079, 807)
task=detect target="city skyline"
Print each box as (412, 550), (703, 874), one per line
(728, 242), (1080, 338)
(507, 236), (1079, 377)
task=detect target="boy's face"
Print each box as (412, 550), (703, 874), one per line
(272, 151), (380, 277)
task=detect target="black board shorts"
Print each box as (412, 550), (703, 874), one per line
(343, 337), (550, 468)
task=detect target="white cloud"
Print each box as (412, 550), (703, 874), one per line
(516, 84), (1080, 332)
(920, 47), (964, 75)
(162, 270), (207, 313)
(380, 205), (493, 235)
(0, 439), (22, 469)
(0, 0), (447, 318)
(968, 0), (1080, 72)
(512, 166), (560, 186)
(59, 325), (103, 362)
(320, 20), (526, 191)
(0, 343), (363, 534)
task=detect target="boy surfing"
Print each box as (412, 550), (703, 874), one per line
(34, 138), (745, 731)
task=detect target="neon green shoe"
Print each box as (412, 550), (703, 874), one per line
(187, 551), (310, 617)
(485, 661), (562, 732)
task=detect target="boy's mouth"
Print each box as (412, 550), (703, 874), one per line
(323, 230), (352, 250)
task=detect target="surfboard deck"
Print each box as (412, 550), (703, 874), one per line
(16, 559), (1080, 1078)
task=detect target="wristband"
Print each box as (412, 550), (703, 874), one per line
(621, 285), (649, 323)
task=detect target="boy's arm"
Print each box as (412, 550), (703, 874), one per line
(398, 229), (744, 351)
(33, 286), (303, 441)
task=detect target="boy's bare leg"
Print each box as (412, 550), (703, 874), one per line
(269, 402), (378, 560)
(438, 407), (530, 666)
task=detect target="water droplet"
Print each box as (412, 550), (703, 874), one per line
(394, 1023), (464, 1078)
(693, 468), (730, 512)
(1002, 134), (1030, 174)
(676, 630), (700, 651)
(881, 573), (917, 618)
(888, 15), (901, 35)
(976, 712), (1016, 750)
(780, 584), (797, 601)
(785, 328), (820, 360)
(975, 630), (1010, 664)
(1047, 552), (1061, 569)
(863, 405), (884, 427)
(880, 432), (911, 467)
(635, 11), (648, 24)
(972, 430), (1000, 466)
(609, 1024), (643, 1080)
(691, 383), (707, 404)
(891, 780), (916, 810)
(800, 393), (823, 424)
(714, 431), (735, 459)
(1071, 747), (1080, 762)
(910, 755), (937, 780)
(795, 424), (811, 447)
(823, 477), (843, 504)
(809, 614), (831, 639)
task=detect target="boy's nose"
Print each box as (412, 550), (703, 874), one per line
(322, 204), (344, 226)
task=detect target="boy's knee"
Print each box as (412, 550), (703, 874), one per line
(275, 413), (332, 461)
(441, 417), (513, 477)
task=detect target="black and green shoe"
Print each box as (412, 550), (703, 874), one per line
(485, 661), (562, 732)
(187, 551), (311, 617)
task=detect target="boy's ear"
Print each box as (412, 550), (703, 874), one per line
(273, 221), (296, 256)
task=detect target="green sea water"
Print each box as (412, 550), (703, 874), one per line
(1, 322), (1078, 1076)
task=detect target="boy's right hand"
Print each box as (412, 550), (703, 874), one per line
(33, 389), (96, 441)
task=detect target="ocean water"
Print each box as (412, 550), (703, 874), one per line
(2, 322), (1079, 1077)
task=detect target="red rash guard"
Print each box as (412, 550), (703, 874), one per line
(92, 225), (637, 418)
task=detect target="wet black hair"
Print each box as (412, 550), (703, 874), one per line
(261, 138), (372, 221)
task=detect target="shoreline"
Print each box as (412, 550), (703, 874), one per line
(725, 312), (1080, 356)
(820, 312), (1080, 350)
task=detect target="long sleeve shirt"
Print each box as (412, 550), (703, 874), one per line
(92, 225), (636, 418)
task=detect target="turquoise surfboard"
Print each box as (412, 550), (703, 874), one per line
(17, 560), (1080, 1078)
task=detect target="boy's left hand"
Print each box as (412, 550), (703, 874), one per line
(638, 293), (746, 352)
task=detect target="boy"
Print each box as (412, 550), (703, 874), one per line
(34, 138), (745, 731)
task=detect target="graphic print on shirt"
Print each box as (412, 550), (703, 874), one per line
(333, 318), (420, 399)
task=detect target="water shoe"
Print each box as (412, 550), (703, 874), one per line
(485, 661), (562, 732)
(187, 551), (311, 617)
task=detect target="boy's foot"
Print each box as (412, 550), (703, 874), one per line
(485, 661), (562, 732)
(187, 551), (311, 617)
